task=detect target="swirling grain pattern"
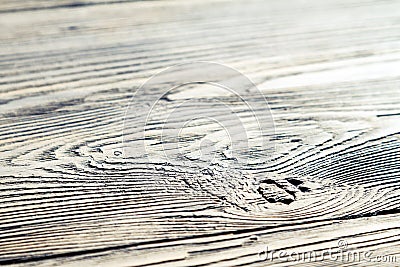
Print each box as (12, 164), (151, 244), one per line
(0, 0), (400, 266)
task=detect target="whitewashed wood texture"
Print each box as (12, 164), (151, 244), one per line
(0, 0), (400, 266)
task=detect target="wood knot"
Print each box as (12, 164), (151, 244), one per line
(257, 177), (312, 205)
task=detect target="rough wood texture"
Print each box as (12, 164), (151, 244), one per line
(1, 0), (400, 266)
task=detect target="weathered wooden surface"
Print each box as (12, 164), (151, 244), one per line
(1, 0), (400, 266)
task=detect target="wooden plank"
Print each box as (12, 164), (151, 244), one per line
(0, 0), (400, 266)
